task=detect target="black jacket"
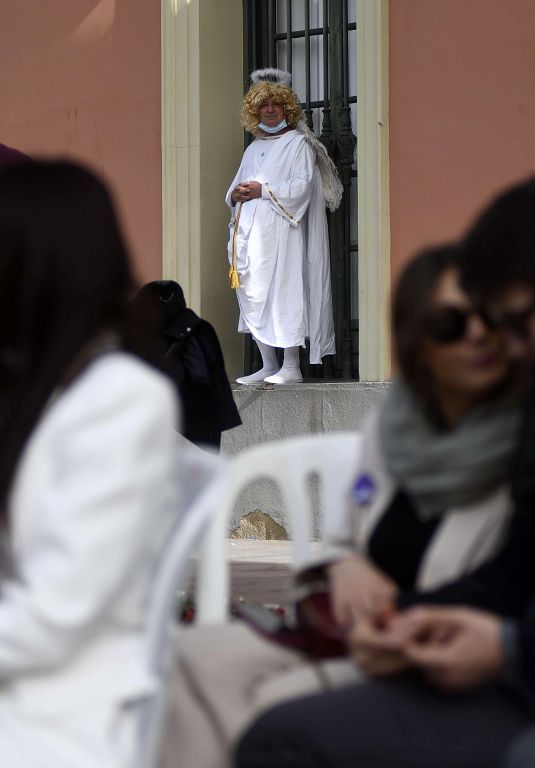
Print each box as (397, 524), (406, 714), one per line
(136, 281), (241, 447)
(164, 307), (241, 446)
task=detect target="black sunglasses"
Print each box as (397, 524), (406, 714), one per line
(495, 300), (535, 341)
(426, 306), (499, 344)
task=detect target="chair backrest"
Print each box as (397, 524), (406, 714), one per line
(196, 431), (362, 625)
(135, 453), (226, 768)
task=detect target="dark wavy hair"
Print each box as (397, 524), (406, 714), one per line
(460, 176), (535, 300)
(0, 160), (146, 514)
(393, 245), (460, 405)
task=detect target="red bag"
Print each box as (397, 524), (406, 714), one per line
(233, 589), (347, 659)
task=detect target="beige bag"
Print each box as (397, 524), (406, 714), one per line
(163, 623), (360, 768)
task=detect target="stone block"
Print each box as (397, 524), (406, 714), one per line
(230, 510), (289, 540)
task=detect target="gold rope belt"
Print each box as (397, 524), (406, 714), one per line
(229, 202), (242, 289)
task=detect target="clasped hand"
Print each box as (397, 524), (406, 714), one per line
(328, 556), (505, 690)
(383, 606), (505, 691)
(231, 181), (262, 204)
(327, 555), (409, 676)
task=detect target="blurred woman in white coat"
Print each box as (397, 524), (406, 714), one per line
(0, 160), (179, 767)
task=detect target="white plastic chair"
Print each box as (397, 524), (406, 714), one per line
(135, 430), (361, 767)
(135, 448), (226, 768)
(196, 430), (362, 624)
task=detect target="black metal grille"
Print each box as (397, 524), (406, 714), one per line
(243, 0), (358, 380)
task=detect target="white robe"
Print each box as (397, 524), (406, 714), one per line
(226, 130), (335, 364)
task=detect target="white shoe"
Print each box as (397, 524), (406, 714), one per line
(264, 368), (303, 384)
(236, 369), (278, 385)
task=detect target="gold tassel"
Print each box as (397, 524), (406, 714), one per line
(229, 265), (240, 289)
(229, 203), (242, 290)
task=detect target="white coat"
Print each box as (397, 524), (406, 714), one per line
(0, 352), (178, 767)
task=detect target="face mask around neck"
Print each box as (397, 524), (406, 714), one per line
(258, 119), (288, 134)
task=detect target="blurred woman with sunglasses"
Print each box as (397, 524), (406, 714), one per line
(0, 160), (178, 767)
(234, 246), (527, 768)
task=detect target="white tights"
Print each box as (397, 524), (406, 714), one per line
(236, 340), (303, 385)
(264, 344), (303, 384)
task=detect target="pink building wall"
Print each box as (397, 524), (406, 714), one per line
(389, 0), (535, 280)
(0, 1), (162, 282)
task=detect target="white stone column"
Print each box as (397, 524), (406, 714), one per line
(161, 0), (244, 378)
(356, 0), (391, 382)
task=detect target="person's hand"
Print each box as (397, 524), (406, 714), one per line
(240, 181), (262, 199)
(388, 606), (506, 691)
(327, 555), (398, 629)
(347, 612), (411, 677)
(231, 181), (262, 204)
(231, 184), (245, 205)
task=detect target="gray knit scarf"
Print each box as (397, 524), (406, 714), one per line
(378, 378), (521, 519)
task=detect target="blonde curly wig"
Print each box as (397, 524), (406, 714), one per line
(241, 82), (304, 136)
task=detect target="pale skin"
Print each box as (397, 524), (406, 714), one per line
(347, 611), (412, 677)
(231, 98), (289, 206)
(384, 606), (505, 690)
(328, 554), (397, 630)
(328, 268), (510, 677)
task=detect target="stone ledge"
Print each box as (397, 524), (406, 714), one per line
(232, 380), (389, 392)
(224, 380), (390, 454)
